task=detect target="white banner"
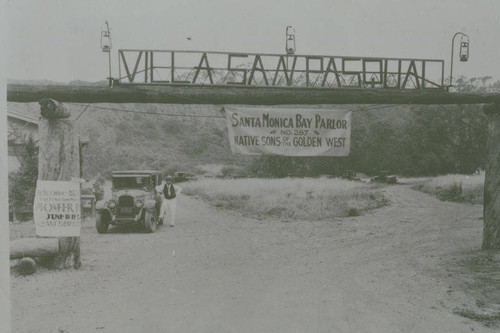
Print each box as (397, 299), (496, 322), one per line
(226, 108), (351, 156)
(34, 180), (81, 237)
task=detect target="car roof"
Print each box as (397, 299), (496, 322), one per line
(112, 170), (161, 176)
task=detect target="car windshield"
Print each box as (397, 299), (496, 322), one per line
(112, 176), (151, 190)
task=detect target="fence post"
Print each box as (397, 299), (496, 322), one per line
(482, 103), (500, 249)
(37, 98), (81, 268)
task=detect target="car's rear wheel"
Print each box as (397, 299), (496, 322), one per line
(96, 212), (110, 234)
(144, 210), (157, 233)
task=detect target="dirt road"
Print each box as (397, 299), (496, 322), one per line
(10, 184), (498, 332)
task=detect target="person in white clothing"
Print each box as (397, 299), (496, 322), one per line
(155, 175), (182, 227)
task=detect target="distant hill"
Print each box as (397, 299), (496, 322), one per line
(7, 99), (413, 178)
(7, 79), (65, 85)
(8, 101), (252, 177)
(8, 77), (497, 178)
(7, 79), (107, 86)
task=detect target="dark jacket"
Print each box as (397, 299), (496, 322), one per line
(163, 184), (176, 199)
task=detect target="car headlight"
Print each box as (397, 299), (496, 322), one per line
(135, 200), (144, 208)
(107, 200), (116, 209)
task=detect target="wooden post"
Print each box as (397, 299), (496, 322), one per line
(38, 98), (81, 268)
(483, 103), (500, 249)
(7, 83), (500, 105)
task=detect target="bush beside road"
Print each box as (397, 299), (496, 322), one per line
(182, 177), (388, 221)
(408, 174), (484, 204)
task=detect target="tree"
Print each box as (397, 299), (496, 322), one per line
(9, 136), (38, 219)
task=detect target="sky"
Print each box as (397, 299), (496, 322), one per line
(4, 0), (500, 83)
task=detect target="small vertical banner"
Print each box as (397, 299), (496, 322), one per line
(226, 107), (352, 156)
(33, 180), (81, 237)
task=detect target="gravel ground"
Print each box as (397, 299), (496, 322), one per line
(9, 184), (500, 333)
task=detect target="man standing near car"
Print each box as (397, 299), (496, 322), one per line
(156, 175), (182, 227)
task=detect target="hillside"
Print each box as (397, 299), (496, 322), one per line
(8, 102), (247, 177)
(8, 101), (414, 178)
(8, 75), (497, 178)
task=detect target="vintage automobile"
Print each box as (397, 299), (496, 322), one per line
(174, 171), (197, 182)
(371, 170), (398, 184)
(95, 170), (163, 233)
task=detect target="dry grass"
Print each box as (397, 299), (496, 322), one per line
(409, 174), (484, 204)
(450, 251), (500, 329)
(183, 177), (388, 221)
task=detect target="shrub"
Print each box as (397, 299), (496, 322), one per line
(183, 178), (388, 221)
(8, 137), (38, 220)
(411, 174), (484, 204)
(347, 207), (360, 217)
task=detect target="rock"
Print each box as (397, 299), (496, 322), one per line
(16, 257), (36, 275)
(492, 253), (500, 262)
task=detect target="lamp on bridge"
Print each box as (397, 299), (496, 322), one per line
(449, 32), (470, 88)
(100, 21), (114, 86)
(100, 21), (112, 53)
(459, 37), (470, 62)
(286, 26), (296, 55)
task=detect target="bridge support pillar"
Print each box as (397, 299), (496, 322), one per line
(482, 103), (500, 249)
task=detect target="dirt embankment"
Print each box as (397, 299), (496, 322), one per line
(10, 184), (500, 333)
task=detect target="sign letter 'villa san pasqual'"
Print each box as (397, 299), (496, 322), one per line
(34, 180), (81, 237)
(226, 108), (352, 156)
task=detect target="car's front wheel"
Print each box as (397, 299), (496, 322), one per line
(96, 212), (110, 234)
(144, 210), (157, 233)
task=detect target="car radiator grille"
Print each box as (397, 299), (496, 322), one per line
(118, 195), (135, 216)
